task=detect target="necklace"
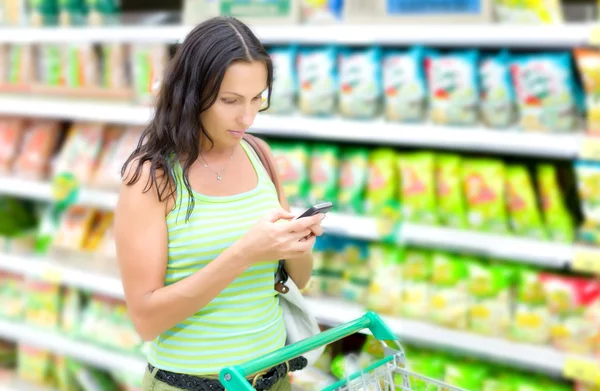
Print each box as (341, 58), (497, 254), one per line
(199, 148), (235, 181)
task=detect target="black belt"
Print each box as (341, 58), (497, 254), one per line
(148, 356), (307, 391)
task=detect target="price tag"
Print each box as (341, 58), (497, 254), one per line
(40, 265), (63, 284)
(564, 356), (600, 385)
(579, 136), (600, 161)
(572, 246), (600, 275)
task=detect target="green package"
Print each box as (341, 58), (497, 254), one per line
(401, 248), (431, 319)
(322, 237), (346, 297)
(18, 345), (55, 388)
(406, 351), (448, 391)
(61, 288), (81, 335)
(271, 142), (310, 207)
(309, 143), (340, 206)
(71, 361), (118, 391)
(339, 239), (371, 305)
(398, 152), (438, 224)
(338, 147), (369, 215)
(38, 45), (62, 86)
(367, 243), (404, 315)
(429, 251), (469, 329)
(483, 373), (516, 391)
(436, 154), (467, 228)
(537, 164), (574, 243)
(54, 356), (80, 391)
(510, 266), (551, 344)
(0, 273), (24, 320)
(467, 260), (516, 337)
(366, 148), (399, 218)
(506, 165), (546, 239)
(444, 361), (489, 391)
(462, 159), (508, 233)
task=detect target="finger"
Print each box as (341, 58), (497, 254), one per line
(290, 235), (316, 253)
(267, 208), (295, 223)
(308, 225), (325, 236)
(289, 229), (312, 241)
(288, 213), (325, 231)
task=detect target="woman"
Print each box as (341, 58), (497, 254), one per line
(114, 16), (325, 391)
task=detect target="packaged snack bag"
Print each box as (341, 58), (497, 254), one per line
(17, 345), (54, 388)
(540, 273), (600, 354)
(398, 152), (437, 225)
(511, 266), (551, 344)
(505, 165), (547, 239)
(575, 161), (600, 239)
(302, 235), (331, 297)
(444, 361), (489, 391)
(61, 288), (81, 335)
(574, 48), (600, 135)
(407, 350), (448, 391)
(339, 46), (382, 119)
(340, 239), (371, 304)
(0, 272), (24, 320)
(400, 248), (432, 320)
(480, 50), (517, 129)
(365, 148), (399, 218)
(436, 153), (467, 228)
(62, 44), (100, 89)
(429, 251), (469, 329)
(382, 46), (427, 123)
(468, 260), (516, 337)
(321, 237), (345, 297)
(426, 50), (479, 126)
(462, 159), (508, 234)
(337, 147), (369, 215)
(131, 44), (168, 105)
(101, 44), (129, 91)
(13, 121), (62, 180)
(309, 143), (340, 206)
(366, 243), (404, 315)
(23, 280), (61, 330)
(52, 206), (97, 252)
(511, 52), (581, 133)
(271, 142), (310, 207)
(53, 122), (105, 185)
(297, 46), (337, 116)
(6, 45), (34, 90)
(0, 118), (26, 174)
(268, 45), (298, 114)
(94, 126), (143, 189)
(536, 164), (574, 243)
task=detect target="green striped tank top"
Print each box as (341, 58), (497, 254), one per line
(147, 140), (286, 375)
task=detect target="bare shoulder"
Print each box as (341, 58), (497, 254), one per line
(119, 157), (175, 215)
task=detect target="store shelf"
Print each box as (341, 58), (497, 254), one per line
(253, 115), (584, 160)
(0, 318), (145, 375)
(0, 97), (152, 126)
(0, 176), (117, 210)
(0, 178), (580, 268)
(0, 253), (123, 300)
(0, 24), (592, 47)
(0, 96), (586, 160)
(313, 211), (573, 268)
(306, 297), (578, 377)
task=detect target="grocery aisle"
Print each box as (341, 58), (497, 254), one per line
(0, 1), (600, 391)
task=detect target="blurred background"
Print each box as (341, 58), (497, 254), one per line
(1, 0), (600, 390)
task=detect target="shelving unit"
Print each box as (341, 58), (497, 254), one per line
(0, 319), (145, 375)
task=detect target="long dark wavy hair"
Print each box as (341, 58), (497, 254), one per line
(122, 16), (273, 220)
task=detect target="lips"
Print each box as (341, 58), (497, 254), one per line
(228, 130), (246, 137)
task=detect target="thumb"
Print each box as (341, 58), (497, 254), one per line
(267, 208), (295, 222)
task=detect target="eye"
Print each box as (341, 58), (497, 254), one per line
(221, 98), (236, 104)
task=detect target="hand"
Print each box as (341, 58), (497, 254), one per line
(234, 209), (324, 265)
(301, 213), (326, 241)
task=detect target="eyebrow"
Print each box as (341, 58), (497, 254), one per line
(222, 91), (265, 98)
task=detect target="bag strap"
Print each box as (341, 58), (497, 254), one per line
(243, 134), (287, 210)
(243, 134), (290, 293)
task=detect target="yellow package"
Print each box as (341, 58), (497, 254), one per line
(575, 48), (600, 135)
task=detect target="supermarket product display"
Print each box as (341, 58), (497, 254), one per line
(306, 234), (600, 357)
(269, 45), (592, 134)
(0, 271), (142, 390)
(270, 139), (581, 242)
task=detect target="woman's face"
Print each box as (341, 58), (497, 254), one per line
(200, 60), (268, 150)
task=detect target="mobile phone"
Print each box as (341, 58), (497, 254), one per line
(295, 202), (334, 219)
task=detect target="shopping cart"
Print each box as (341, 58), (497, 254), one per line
(218, 311), (468, 391)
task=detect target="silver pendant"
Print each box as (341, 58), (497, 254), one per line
(217, 173), (222, 180)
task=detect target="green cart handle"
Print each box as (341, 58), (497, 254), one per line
(219, 311), (397, 390)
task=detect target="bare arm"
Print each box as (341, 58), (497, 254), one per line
(115, 161), (319, 341)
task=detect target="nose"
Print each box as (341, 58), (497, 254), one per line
(238, 106), (256, 128)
